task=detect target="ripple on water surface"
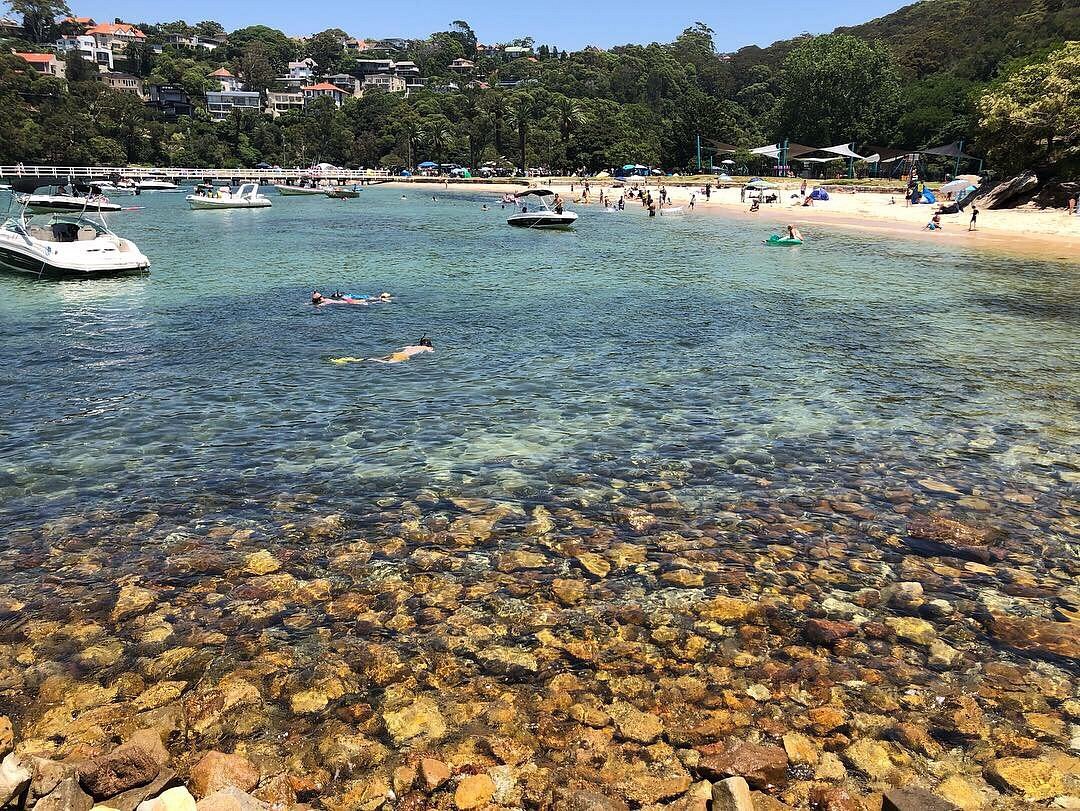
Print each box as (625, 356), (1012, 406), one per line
(0, 189), (1078, 806)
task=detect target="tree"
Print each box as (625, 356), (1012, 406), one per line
(775, 34), (901, 146)
(977, 41), (1080, 170)
(226, 26), (296, 74)
(506, 91), (541, 171)
(307, 29), (344, 75)
(239, 41), (275, 93)
(63, 50), (96, 82)
(194, 20), (224, 38)
(7, 0), (70, 43)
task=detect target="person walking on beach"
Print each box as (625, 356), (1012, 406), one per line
(800, 179), (807, 197)
(969, 205), (979, 231)
(689, 193), (696, 211)
(1068, 197), (1077, 216)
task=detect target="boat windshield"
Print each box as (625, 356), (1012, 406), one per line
(9, 213), (109, 242)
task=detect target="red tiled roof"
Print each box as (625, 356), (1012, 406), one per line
(85, 22), (145, 38)
(303, 82), (342, 92)
(208, 68), (234, 77)
(15, 52), (56, 63)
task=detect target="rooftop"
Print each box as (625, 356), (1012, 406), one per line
(302, 82), (342, 92)
(85, 22), (145, 38)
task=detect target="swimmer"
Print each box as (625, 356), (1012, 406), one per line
(786, 224), (803, 241)
(481, 204), (489, 211)
(311, 290), (324, 304)
(401, 194), (407, 200)
(372, 336), (434, 364)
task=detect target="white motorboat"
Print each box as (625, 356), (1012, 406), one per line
(19, 182), (124, 214)
(507, 188), (578, 229)
(273, 183), (328, 196)
(95, 181), (137, 196)
(134, 179), (181, 191)
(187, 182), (272, 210)
(0, 186), (149, 278)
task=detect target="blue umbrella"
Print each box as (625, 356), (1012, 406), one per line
(418, 161), (438, 168)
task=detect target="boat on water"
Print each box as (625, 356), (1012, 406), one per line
(0, 182), (150, 278)
(133, 179), (181, 192)
(95, 181), (137, 196)
(273, 183), (328, 196)
(326, 188), (359, 199)
(507, 188), (578, 229)
(19, 182), (124, 214)
(187, 182), (272, 210)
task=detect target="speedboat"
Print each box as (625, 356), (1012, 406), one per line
(95, 181), (137, 196)
(19, 182), (124, 214)
(134, 179), (180, 192)
(273, 183), (328, 196)
(326, 187), (359, 199)
(187, 182), (272, 210)
(507, 188), (578, 229)
(0, 185), (149, 278)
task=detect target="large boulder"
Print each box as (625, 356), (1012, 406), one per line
(188, 752), (260, 799)
(978, 172), (1039, 210)
(0, 754), (31, 807)
(1026, 179), (1080, 209)
(78, 746), (160, 800)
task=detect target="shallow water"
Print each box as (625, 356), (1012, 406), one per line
(1, 187), (1078, 803)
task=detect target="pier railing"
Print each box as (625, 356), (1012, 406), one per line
(0, 165), (395, 182)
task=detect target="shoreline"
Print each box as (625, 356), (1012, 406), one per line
(383, 179), (1080, 262)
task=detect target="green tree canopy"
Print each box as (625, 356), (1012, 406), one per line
(6, 0), (70, 43)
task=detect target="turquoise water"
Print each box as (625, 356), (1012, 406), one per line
(2, 188), (1077, 523)
(1, 188), (1079, 789)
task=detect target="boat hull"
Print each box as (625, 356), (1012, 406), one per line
(0, 241), (149, 278)
(186, 197), (272, 210)
(507, 212), (578, 229)
(25, 197), (124, 214)
(274, 185), (326, 196)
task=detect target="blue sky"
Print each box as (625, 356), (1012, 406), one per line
(69, 0), (911, 51)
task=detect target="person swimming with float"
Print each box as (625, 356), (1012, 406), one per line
(787, 224), (803, 241)
(329, 336), (433, 365)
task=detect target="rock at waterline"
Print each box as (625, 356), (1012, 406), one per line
(985, 756), (1066, 802)
(111, 583), (157, 622)
(695, 596), (758, 624)
(803, 618), (857, 646)
(188, 751), (260, 799)
(78, 746), (159, 800)
(882, 787), (961, 811)
(195, 786), (269, 811)
(608, 701), (664, 744)
(454, 774), (496, 809)
(696, 741), (788, 789)
(985, 614), (1080, 660)
(884, 616), (937, 647)
(242, 550), (280, 576)
(136, 786), (197, 811)
(905, 514), (1005, 563)
(711, 776), (753, 811)
(0, 754), (32, 806)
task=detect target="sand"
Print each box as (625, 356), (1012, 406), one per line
(382, 179), (1080, 262)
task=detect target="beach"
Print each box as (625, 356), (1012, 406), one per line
(386, 179), (1080, 261)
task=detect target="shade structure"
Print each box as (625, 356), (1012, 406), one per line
(745, 180), (776, 189)
(417, 161), (438, 168)
(720, 159), (735, 165)
(922, 140), (976, 160)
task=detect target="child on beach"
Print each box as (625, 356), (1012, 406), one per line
(924, 213), (943, 231)
(969, 206), (979, 231)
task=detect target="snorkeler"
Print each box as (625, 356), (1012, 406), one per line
(329, 337), (433, 365)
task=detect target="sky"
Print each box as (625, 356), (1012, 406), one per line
(66, 0), (913, 51)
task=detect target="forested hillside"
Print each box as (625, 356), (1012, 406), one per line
(0, 0), (1076, 174)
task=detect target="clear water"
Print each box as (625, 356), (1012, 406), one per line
(2, 189), (1077, 522)
(1, 188), (1078, 785)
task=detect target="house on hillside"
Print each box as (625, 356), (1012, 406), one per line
(62, 16), (96, 30)
(56, 34), (114, 70)
(503, 45), (533, 57)
(85, 22), (146, 52)
(206, 90), (261, 121)
(391, 60), (419, 77)
(288, 58), (317, 80)
(147, 84), (194, 119)
(164, 33), (221, 51)
(449, 58), (475, 73)
(354, 58), (393, 76)
(100, 71), (145, 99)
(15, 52), (65, 78)
(302, 82), (346, 107)
(326, 73), (361, 96)
(1, 17), (25, 37)
(361, 74), (405, 94)
(266, 90), (304, 118)
(207, 67), (241, 92)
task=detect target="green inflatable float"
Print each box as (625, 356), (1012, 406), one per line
(764, 234), (803, 246)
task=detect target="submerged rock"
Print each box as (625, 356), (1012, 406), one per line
(985, 756), (1066, 801)
(78, 746), (159, 800)
(188, 752), (260, 798)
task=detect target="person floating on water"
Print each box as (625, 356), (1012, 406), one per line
(787, 224), (803, 241)
(329, 337), (434, 365)
(313, 290), (392, 306)
(481, 204), (489, 211)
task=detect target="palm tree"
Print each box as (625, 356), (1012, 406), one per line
(505, 92), (538, 173)
(398, 118), (424, 169)
(426, 119), (454, 165)
(554, 95), (588, 144)
(486, 90), (508, 156)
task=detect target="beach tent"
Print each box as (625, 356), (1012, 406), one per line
(809, 189), (829, 201)
(745, 180), (776, 189)
(716, 173), (734, 182)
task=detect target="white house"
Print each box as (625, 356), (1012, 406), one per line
(288, 58), (317, 81)
(207, 67), (242, 92)
(361, 74), (405, 94)
(84, 22), (146, 52)
(266, 90), (304, 118)
(302, 82), (345, 107)
(56, 34), (114, 70)
(206, 90), (262, 121)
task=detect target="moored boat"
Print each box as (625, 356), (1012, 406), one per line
(273, 184), (327, 196)
(187, 182), (272, 210)
(507, 188), (578, 229)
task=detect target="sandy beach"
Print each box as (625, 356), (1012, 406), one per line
(386, 179), (1080, 261)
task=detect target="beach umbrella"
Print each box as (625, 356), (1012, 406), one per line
(717, 173), (734, 182)
(595, 171), (611, 179)
(745, 180), (776, 189)
(650, 168), (663, 175)
(940, 179), (976, 195)
(621, 164), (636, 170)
(720, 159), (735, 165)
(418, 161), (438, 168)
(956, 174), (982, 184)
